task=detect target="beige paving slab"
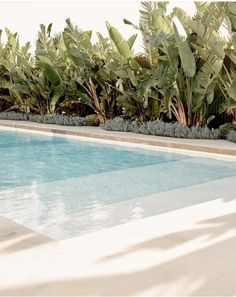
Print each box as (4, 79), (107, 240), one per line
(0, 196), (236, 296)
(0, 216), (52, 255)
(0, 119), (236, 155)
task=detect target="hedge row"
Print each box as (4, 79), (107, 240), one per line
(0, 112), (99, 126)
(2, 112), (236, 142)
(102, 118), (221, 140)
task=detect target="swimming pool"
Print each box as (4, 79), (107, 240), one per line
(1, 128), (236, 239)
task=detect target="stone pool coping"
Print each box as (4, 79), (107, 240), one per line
(0, 119), (236, 156)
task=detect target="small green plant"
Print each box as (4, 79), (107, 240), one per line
(219, 122), (236, 138)
(84, 114), (100, 126)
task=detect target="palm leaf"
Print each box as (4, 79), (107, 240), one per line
(106, 22), (133, 60)
(37, 55), (61, 86)
(127, 34), (137, 50)
(173, 22), (196, 77)
(228, 79), (236, 101)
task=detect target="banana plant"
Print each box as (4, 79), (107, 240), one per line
(123, 2), (189, 124)
(176, 2), (236, 122)
(35, 24), (65, 114)
(122, 2), (230, 126)
(63, 19), (125, 123)
(0, 28), (33, 113)
(0, 26), (63, 114)
(106, 22), (164, 121)
(217, 3), (236, 119)
(0, 1), (236, 129)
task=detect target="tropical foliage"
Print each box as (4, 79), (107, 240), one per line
(0, 1), (236, 129)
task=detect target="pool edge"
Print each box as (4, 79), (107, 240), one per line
(0, 120), (236, 156)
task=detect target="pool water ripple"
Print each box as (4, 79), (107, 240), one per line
(1, 128), (236, 239)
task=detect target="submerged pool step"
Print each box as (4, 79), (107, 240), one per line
(1, 157), (236, 239)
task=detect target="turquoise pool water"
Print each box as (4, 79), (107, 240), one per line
(0, 128), (236, 239)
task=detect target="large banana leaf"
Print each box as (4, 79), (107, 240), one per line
(201, 3), (226, 31)
(173, 22), (196, 77)
(37, 55), (61, 86)
(127, 34), (137, 50)
(206, 82), (215, 104)
(145, 97), (159, 118)
(228, 80), (236, 101)
(174, 7), (226, 59)
(50, 93), (61, 113)
(106, 22), (132, 60)
(228, 3), (236, 31)
(79, 31), (93, 53)
(76, 90), (93, 109)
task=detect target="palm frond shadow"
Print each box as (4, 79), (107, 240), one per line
(0, 212), (235, 296)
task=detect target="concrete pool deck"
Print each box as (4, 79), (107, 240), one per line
(0, 120), (236, 296)
(0, 197), (236, 296)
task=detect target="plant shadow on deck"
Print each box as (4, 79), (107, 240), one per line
(0, 199), (235, 296)
(0, 217), (51, 255)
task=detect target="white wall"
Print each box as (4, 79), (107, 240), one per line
(0, 1), (196, 52)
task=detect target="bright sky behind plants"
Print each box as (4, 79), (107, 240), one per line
(0, 1), (197, 51)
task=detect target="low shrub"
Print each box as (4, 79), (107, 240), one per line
(0, 111), (29, 121)
(219, 122), (236, 138)
(226, 130), (236, 143)
(0, 111), (86, 126)
(84, 114), (100, 126)
(28, 114), (85, 126)
(102, 118), (221, 140)
(102, 118), (132, 132)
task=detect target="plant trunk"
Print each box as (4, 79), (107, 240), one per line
(171, 99), (187, 127)
(88, 78), (105, 124)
